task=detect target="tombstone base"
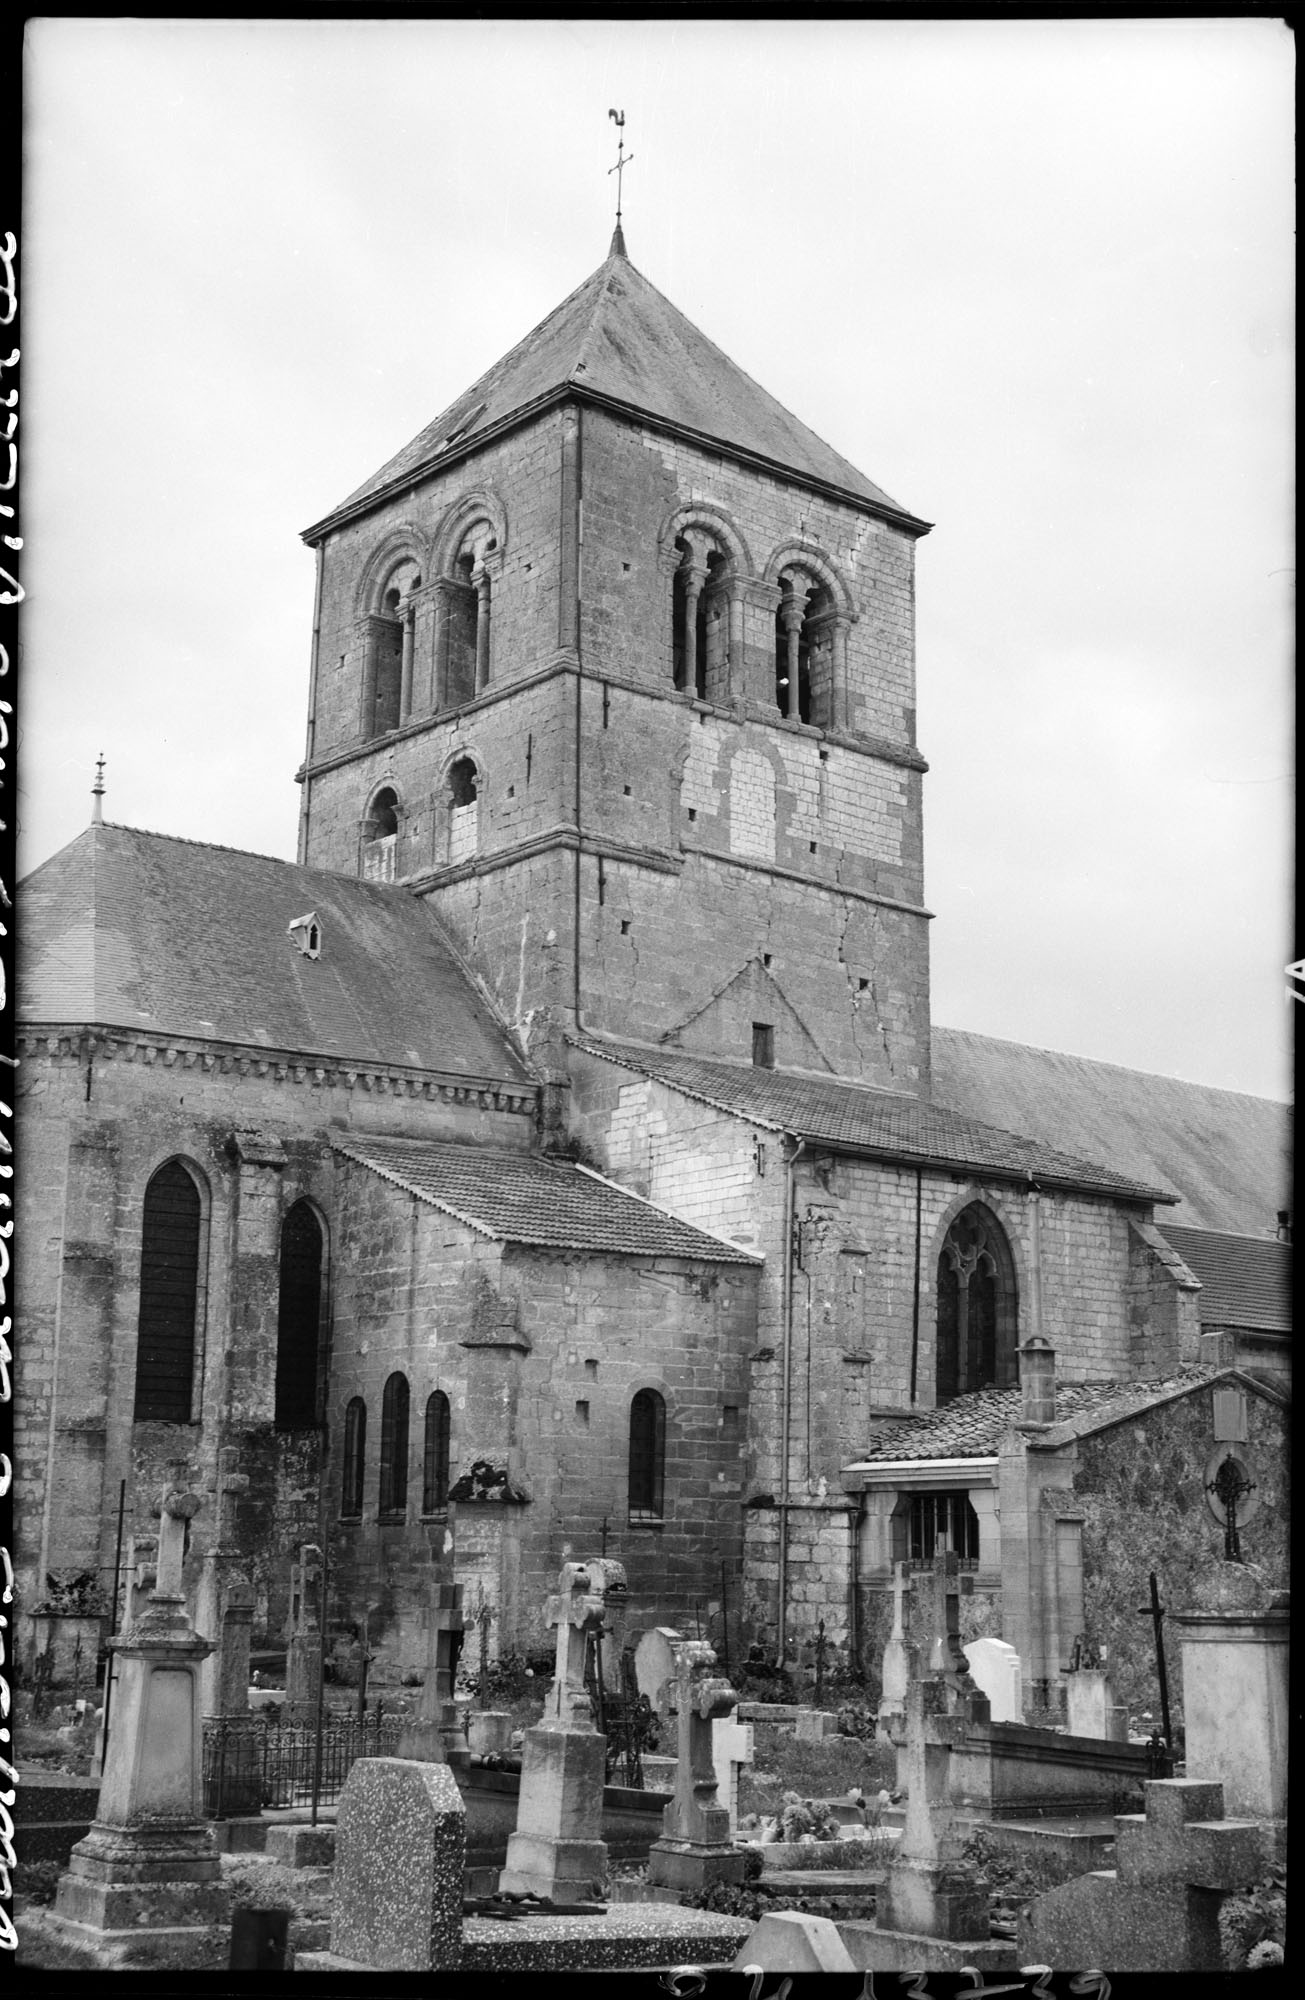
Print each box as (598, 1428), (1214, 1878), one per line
(647, 1836), (747, 1893)
(499, 1831), (609, 1903)
(841, 1920), (1017, 1973)
(880, 1858), (989, 1941)
(33, 1909), (231, 1971)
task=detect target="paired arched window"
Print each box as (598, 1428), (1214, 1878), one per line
(133, 1160), (205, 1422)
(672, 534), (730, 702)
(341, 1397), (366, 1518)
(935, 1203), (1019, 1405)
(363, 560), (421, 738)
(444, 533), (496, 705)
(628, 1388), (666, 1522)
(379, 1372), (410, 1517)
(274, 1201), (324, 1430)
(774, 569), (836, 726)
(423, 1391), (451, 1513)
(361, 786), (400, 883)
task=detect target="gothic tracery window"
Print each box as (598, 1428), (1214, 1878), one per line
(935, 1203), (1018, 1405)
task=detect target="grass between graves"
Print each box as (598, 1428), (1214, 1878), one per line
(739, 1721), (896, 1817)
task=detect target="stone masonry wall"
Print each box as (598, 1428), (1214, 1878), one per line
(14, 1037), (533, 1656)
(323, 1151), (760, 1672)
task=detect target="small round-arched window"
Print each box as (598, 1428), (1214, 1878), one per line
(448, 757), (480, 865)
(361, 786), (400, 882)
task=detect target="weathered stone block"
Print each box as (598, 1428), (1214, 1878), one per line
(732, 1910), (858, 1973)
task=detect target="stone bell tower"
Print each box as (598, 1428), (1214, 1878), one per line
(296, 229), (933, 1091)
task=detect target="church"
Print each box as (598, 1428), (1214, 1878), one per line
(16, 224), (1289, 1719)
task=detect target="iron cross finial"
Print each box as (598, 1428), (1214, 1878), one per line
(91, 752), (106, 824)
(608, 109), (633, 224)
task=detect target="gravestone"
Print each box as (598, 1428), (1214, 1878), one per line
(647, 1636), (746, 1893)
(633, 1625), (683, 1710)
(877, 1562), (914, 1729)
(711, 1710), (755, 1838)
(298, 1759), (464, 1972)
(963, 1636), (1023, 1724)
(1064, 1666), (1127, 1742)
(1018, 1777), (1265, 1971)
(499, 1559), (626, 1902)
(396, 1554), (467, 1774)
(51, 1482), (231, 1968)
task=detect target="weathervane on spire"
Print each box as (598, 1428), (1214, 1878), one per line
(91, 752), (106, 825)
(608, 109), (633, 226)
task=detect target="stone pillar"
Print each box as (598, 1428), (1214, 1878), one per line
(473, 566), (491, 692)
(52, 1485), (230, 1967)
(1020, 1335), (1056, 1425)
(359, 619), (380, 737)
(1173, 1562), (1289, 1820)
(830, 615), (851, 731)
(499, 1559), (627, 1902)
(399, 608), (415, 722)
(778, 590), (803, 719)
(682, 564), (705, 697)
(396, 1559), (467, 1774)
(647, 1637), (746, 1893)
(197, 1447), (251, 1719)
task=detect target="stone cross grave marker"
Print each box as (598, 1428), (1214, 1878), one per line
(499, 1558), (625, 1902)
(285, 1543), (324, 1720)
(647, 1636), (746, 1893)
(878, 1560), (913, 1726)
(52, 1482), (230, 1966)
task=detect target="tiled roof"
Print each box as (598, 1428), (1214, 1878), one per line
(309, 238), (926, 533)
(569, 1035), (1172, 1204)
(19, 823), (530, 1084)
(931, 1025), (1290, 1234)
(846, 1366), (1222, 1466)
(1160, 1225), (1292, 1335)
(334, 1133), (761, 1263)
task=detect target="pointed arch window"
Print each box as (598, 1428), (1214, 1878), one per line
(379, 1372), (410, 1518)
(628, 1388), (666, 1522)
(274, 1201), (324, 1430)
(422, 1391), (452, 1514)
(935, 1204), (1018, 1405)
(341, 1398), (366, 1518)
(133, 1160), (204, 1422)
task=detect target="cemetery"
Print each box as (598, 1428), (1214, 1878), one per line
(11, 1464), (1287, 1974)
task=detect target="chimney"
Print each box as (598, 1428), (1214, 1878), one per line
(1019, 1336), (1056, 1426)
(1275, 1209), (1291, 1244)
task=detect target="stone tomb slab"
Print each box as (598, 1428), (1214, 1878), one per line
(299, 1906), (752, 1975)
(328, 1757), (464, 1971)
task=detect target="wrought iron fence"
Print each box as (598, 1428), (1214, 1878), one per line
(202, 1708), (403, 1819)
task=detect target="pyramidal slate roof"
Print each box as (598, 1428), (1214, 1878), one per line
(1159, 1225), (1292, 1335)
(20, 822), (530, 1084)
(335, 1133), (761, 1263)
(569, 1034), (1173, 1205)
(932, 1025), (1291, 1235)
(843, 1365), (1235, 1467)
(310, 233), (926, 535)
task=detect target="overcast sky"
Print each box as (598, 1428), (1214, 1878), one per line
(19, 18), (1294, 1100)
